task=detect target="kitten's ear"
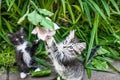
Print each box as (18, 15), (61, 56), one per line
(7, 33), (12, 38)
(69, 30), (75, 39)
(63, 30), (75, 44)
(20, 26), (24, 33)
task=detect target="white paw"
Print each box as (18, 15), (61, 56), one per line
(20, 72), (27, 79)
(57, 76), (61, 80)
(34, 68), (41, 72)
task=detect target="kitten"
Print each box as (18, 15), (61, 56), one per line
(8, 27), (40, 79)
(45, 30), (86, 80)
(32, 27), (100, 80)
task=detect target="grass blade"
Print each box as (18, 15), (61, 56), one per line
(108, 62), (120, 73)
(0, 0), (2, 7)
(83, 2), (91, 27)
(66, 0), (75, 24)
(36, 57), (50, 67)
(89, 0), (107, 21)
(86, 68), (91, 78)
(61, 0), (66, 17)
(78, 0), (84, 12)
(110, 0), (120, 13)
(2, 18), (13, 33)
(101, 0), (110, 17)
(7, 0), (15, 11)
(85, 13), (99, 64)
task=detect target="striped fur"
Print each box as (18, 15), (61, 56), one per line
(45, 30), (86, 80)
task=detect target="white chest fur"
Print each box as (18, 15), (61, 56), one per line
(16, 42), (31, 67)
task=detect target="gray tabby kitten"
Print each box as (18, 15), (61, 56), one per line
(8, 27), (40, 79)
(45, 30), (86, 80)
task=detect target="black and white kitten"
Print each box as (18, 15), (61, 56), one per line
(8, 27), (40, 79)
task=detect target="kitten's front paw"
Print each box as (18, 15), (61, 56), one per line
(34, 68), (41, 72)
(57, 76), (61, 80)
(20, 72), (28, 79)
(34, 39), (39, 44)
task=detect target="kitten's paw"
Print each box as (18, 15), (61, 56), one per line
(57, 76), (61, 80)
(20, 72), (27, 79)
(34, 39), (39, 44)
(34, 68), (41, 72)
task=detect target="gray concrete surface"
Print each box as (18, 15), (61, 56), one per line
(0, 61), (120, 80)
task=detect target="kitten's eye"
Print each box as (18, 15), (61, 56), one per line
(21, 36), (24, 38)
(15, 38), (18, 41)
(69, 46), (73, 49)
(65, 40), (68, 43)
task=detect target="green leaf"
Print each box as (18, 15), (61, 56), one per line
(38, 9), (53, 16)
(36, 41), (44, 55)
(89, 0), (107, 21)
(108, 62), (120, 73)
(72, 5), (81, 12)
(95, 56), (113, 63)
(86, 68), (91, 78)
(28, 10), (42, 25)
(61, 0), (66, 16)
(66, 0), (75, 24)
(92, 58), (108, 70)
(36, 57), (50, 67)
(110, 0), (120, 13)
(0, 0), (2, 7)
(101, 0), (110, 17)
(78, 0), (84, 12)
(85, 13), (99, 64)
(31, 69), (51, 77)
(97, 47), (110, 55)
(17, 7), (29, 24)
(7, 0), (15, 11)
(83, 2), (91, 27)
(2, 18), (13, 33)
(40, 17), (54, 30)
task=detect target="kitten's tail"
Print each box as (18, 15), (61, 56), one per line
(88, 45), (100, 62)
(82, 45), (100, 63)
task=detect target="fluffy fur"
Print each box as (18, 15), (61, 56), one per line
(8, 27), (40, 79)
(45, 30), (86, 80)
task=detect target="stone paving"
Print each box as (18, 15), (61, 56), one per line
(0, 61), (120, 80)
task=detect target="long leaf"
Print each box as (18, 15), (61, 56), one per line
(86, 68), (91, 78)
(85, 13), (99, 64)
(36, 57), (50, 67)
(83, 2), (91, 27)
(61, 0), (66, 17)
(108, 62), (120, 73)
(110, 0), (120, 13)
(89, 0), (107, 21)
(66, 0), (75, 24)
(101, 0), (110, 17)
(2, 18), (13, 33)
(7, 0), (15, 11)
(78, 0), (84, 12)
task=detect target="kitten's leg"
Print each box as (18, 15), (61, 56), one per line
(57, 76), (60, 80)
(34, 67), (41, 72)
(16, 51), (30, 79)
(18, 63), (30, 79)
(30, 39), (40, 56)
(20, 72), (28, 79)
(30, 58), (41, 72)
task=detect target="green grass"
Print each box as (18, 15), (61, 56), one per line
(1, 0), (120, 78)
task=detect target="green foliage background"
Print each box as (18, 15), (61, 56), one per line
(1, 0), (120, 78)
